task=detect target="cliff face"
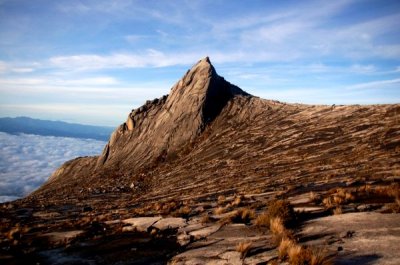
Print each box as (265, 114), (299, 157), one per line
(36, 57), (400, 203)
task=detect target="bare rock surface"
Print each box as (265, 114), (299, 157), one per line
(153, 217), (187, 231)
(300, 212), (400, 265)
(41, 230), (84, 245)
(122, 217), (162, 232)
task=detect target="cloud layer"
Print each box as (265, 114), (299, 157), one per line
(0, 132), (106, 202)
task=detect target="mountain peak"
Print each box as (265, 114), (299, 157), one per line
(95, 57), (249, 168)
(167, 57), (245, 125)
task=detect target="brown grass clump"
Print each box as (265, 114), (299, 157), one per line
(323, 188), (356, 210)
(217, 195), (226, 205)
(288, 244), (306, 265)
(214, 207), (226, 215)
(309, 191), (321, 203)
(266, 199), (296, 227)
(322, 197), (334, 209)
(333, 206), (342, 215)
(281, 243), (332, 265)
(219, 207), (255, 225)
(172, 205), (191, 218)
(161, 199), (179, 214)
(333, 195), (344, 205)
(236, 241), (252, 259)
(255, 212), (270, 228)
(231, 208), (255, 224)
(310, 248), (333, 265)
(278, 237), (295, 259)
(387, 198), (400, 213)
(232, 195), (243, 207)
(270, 217), (286, 238)
(200, 215), (211, 224)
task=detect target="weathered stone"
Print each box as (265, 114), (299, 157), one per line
(42, 230), (84, 245)
(189, 224), (221, 240)
(218, 251), (242, 265)
(153, 217), (187, 231)
(177, 232), (192, 246)
(122, 217), (161, 232)
(300, 212), (400, 265)
(126, 115), (134, 131)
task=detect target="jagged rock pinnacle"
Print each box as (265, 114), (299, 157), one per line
(95, 57), (248, 169)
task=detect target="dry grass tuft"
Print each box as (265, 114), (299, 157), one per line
(200, 215), (211, 224)
(232, 195), (243, 207)
(278, 237), (294, 259)
(310, 248), (333, 265)
(288, 244), (306, 265)
(217, 195), (226, 205)
(256, 199), (295, 231)
(236, 241), (252, 259)
(255, 212), (270, 228)
(232, 208), (255, 224)
(219, 207), (255, 225)
(172, 205), (191, 218)
(333, 206), (342, 215)
(270, 217), (286, 237)
(309, 191), (321, 203)
(214, 207), (226, 215)
(322, 197), (334, 208)
(333, 195), (344, 205)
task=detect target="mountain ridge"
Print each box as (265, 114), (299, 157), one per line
(31, 57), (400, 203)
(0, 116), (114, 141)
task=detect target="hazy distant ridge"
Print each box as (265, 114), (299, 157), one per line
(0, 117), (114, 141)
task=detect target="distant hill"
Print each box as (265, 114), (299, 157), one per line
(0, 116), (114, 141)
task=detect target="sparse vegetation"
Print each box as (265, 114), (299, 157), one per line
(219, 207), (255, 225)
(232, 195), (243, 207)
(231, 208), (255, 224)
(256, 199), (296, 229)
(255, 212), (270, 228)
(333, 206), (342, 215)
(217, 195), (226, 205)
(321, 184), (400, 213)
(309, 191), (321, 203)
(214, 206), (226, 215)
(278, 237), (295, 259)
(200, 214), (211, 224)
(236, 241), (252, 259)
(172, 205), (191, 218)
(278, 237), (332, 265)
(269, 217), (287, 239)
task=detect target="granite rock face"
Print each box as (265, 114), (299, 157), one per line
(97, 57), (247, 169)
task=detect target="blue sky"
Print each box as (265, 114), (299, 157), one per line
(0, 0), (399, 126)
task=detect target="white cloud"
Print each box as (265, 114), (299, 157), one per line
(11, 67), (34, 73)
(0, 132), (106, 203)
(48, 50), (202, 71)
(350, 64), (376, 74)
(0, 61), (7, 73)
(346, 78), (400, 90)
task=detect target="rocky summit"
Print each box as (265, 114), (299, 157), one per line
(1, 58), (400, 265)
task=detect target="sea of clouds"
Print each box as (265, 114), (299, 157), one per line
(0, 132), (106, 203)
